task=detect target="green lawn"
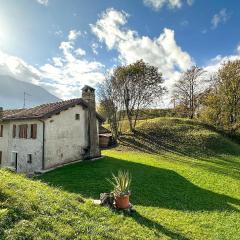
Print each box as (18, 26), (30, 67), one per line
(1, 118), (240, 239)
(39, 118), (240, 240)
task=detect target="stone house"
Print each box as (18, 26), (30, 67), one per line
(0, 85), (104, 174)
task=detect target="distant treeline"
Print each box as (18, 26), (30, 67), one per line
(118, 108), (175, 120)
(98, 59), (240, 139)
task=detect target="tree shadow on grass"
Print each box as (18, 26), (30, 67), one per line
(130, 211), (190, 240)
(119, 129), (240, 180)
(39, 156), (240, 212)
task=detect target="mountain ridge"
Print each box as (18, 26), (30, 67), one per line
(0, 75), (60, 109)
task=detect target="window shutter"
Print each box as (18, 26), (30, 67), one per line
(13, 125), (16, 138)
(31, 124), (37, 139)
(0, 125), (3, 137)
(19, 125), (28, 138)
(20, 125), (22, 138)
(0, 151), (2, 165)
(24, 125), (28, 139)
(19, 125), (22, 138)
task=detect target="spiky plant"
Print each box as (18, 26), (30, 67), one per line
(107, 170), (132, 196)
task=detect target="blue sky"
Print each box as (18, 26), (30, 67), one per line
(0, 0), (240, 103)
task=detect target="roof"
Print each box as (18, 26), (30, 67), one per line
(99, 126), (111, 134)
(1, 98), (105, 122)
(2, 109), (25, 118)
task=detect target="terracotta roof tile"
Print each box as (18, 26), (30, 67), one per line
(2, 109), (24, 118)
(1, 98), (105, 122)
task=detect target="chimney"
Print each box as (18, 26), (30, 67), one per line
(82, 85), (100, 158)
(0, 107), (3, 120)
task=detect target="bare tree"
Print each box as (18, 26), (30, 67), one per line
(173, 66), (205, 119)
(98, 75), (125, 139)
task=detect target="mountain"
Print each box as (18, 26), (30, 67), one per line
(0, 75), (60, 109)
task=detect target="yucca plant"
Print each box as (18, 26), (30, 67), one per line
(107, 170), (132, 196)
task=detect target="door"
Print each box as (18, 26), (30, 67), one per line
(12, 152), (18, 172)
(0, 151), (2, 165)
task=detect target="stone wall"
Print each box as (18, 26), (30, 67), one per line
(1, 120), (43, 173)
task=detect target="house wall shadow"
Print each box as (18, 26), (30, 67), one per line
(39, 156), (240, 212)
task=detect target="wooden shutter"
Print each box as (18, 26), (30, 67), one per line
(13, 125), (16, 138)
(19, 125), (28, 139)
(24, 125), (28, 139)
(0, 125), (3, 137)
(19, 125), (23, 138)
(0, 151), (2, 165)
(31, 124), (37, 139)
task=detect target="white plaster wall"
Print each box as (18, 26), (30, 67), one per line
(0, 122), (10, 168)
(44, 105), (88, 169)
(8, 120), (43, 173)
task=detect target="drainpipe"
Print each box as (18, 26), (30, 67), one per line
(39, 119), (45, 170)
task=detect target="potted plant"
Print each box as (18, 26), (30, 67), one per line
(107, 170), (132, 209)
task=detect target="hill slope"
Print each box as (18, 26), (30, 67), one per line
(1, 118), (240, 239)
(0, 75), (59, 109)
(0, 169), (158, 239)
(120, 117), (240, 155)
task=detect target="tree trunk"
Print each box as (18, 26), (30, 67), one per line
(127, 114), (133, 133)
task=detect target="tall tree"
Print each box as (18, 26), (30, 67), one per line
(173, 66), (205, 119)
(218, 60), (240, 132)
(98, 75), (125, 139)
(113, 60), (165, 132)
(198, 60), (240, 133)
(217, 60), (240, 131)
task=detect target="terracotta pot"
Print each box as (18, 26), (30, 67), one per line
(115, 195), (130, 209)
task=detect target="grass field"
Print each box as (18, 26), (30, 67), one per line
(1, 118), (240, 239)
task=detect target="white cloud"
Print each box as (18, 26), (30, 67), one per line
(40, 30), (105, 99)
(204, 45), (240, 75)
(237, 45), (240, 54)
(0, 50), (41, 85)
(91, 8), (193, 91)
(0, 29), (105, 99)
(75, 48), (86, 56)
(52, 57), (63, 67)
(91, 9), (129, 49)
(36, 0), (48, 6)
(91, 43), (99, 55)
(211, 9), (230, 29)
(143, 0), (193, 11)
(55, 30), (63, 37)
(68, 30), (81, 41)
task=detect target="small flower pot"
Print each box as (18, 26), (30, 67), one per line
(115, 194), (130, 209)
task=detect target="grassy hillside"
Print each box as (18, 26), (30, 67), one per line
(120, 117), (240, 155)
(0, 169), (160, 240)
(1, 118), (240, 239)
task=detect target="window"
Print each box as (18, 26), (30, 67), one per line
(0, 125), (3, 137)
(30, 124), (37, 139)
(19, 125), (28, 139)
(27, 154), (32, 164)
(0, 151), (2, 165)
(13, 125), (16, 138)
(75, 114), (80, 120)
